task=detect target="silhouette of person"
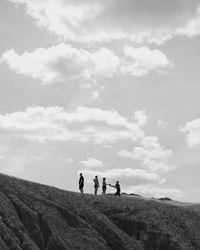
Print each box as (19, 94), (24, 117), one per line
(102, 177), (107, 195)
(79, 173), (84, 193)
(93, 175), (99, 195)
(109, 181), (121, 196)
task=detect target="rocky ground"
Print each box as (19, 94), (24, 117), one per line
(0, 173), (200, 250)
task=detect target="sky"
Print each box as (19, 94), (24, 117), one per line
(1, 0), (200, 202)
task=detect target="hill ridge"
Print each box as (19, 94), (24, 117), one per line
(0, 173), (200, 250)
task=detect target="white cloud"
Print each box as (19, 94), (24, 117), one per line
(9, 0), (200, 44)
(91, 91), (99, 99)
(178, 7), (200, 37)
(80, 158), (105, 169)
(80, 168), (164, 185)
(1, 44), (120, 84)
(1, 44), (171, 84)
(1, 43), (169, 84)
(181, 119), (200, 147)
(157, 120), (169, 129)
(0, 106), (144, 144)
(134, 110), (147, 126)
(123, 185), (184, 199)
(122, 46), (170, 76)
(67, 158), (74, 163)
(119, 136), (173, 172)
(92, 48), (120, 78)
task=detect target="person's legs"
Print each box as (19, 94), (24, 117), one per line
(94, 187), (98, 195)
(79, 187), (83, 193)
(115, 191), (120, 196)
(102, 187), (106, 195)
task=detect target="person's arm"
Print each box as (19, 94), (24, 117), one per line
(109, 184), (115, 188)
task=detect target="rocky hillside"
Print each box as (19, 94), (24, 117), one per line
(0, 174), (200, 250)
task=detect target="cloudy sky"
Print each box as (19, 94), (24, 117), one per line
(1, 0), (200, 202)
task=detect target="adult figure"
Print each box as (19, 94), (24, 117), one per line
(79, 173), (84, 193)
(102, 177), (107, 195)
(93, 175), (99, 195)
(109, 181), (121, 196)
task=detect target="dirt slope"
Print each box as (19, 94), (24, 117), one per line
(0, 173), (200, 250)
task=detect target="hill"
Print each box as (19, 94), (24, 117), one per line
(0, 173), (200, 250)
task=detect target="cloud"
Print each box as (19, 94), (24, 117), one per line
(121, 46), (170, 76)
(119, 136), (173, 172)
(1, 44), (170, 84)
(1, 44), (120, 84)
(178, 7), (200, 37)
(157, 120), (169, 129)
(80, 158), (105, 169)
(123, 185), (184, 199)
(134, 110), (147, 126)
(9, 0), (200, 44)
(0, 106), (145, 144)
(181, 119), (200, 147)
(91, 91), (99, 99)
(80, 168), (164, 185)
(67, 158), (74, 163)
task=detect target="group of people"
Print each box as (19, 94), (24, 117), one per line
(79, 173), (121, 196)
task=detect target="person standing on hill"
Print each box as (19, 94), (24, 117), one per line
(109, 181), (121, 196)
(79, 173), (84, 193)
(102, 177), (107, 195)
(94, 176), (99, 195)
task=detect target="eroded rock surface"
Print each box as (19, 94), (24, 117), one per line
(0, 174), (200, 250)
